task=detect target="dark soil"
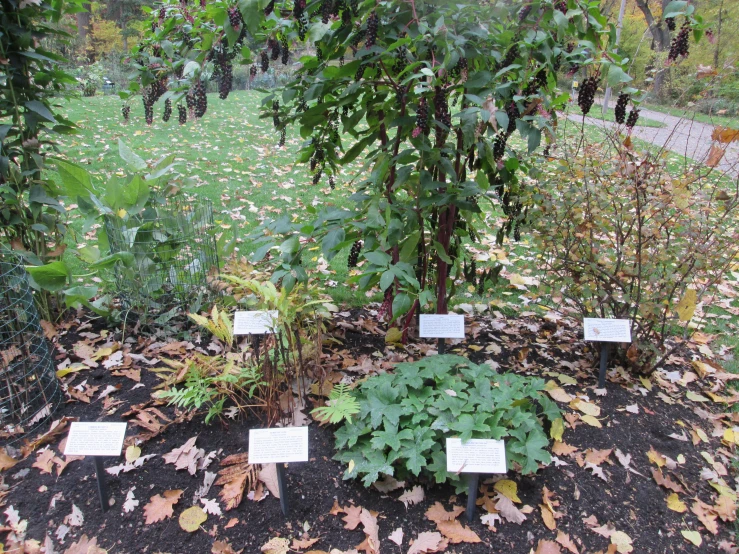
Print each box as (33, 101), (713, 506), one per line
(2, 309), (737, 553)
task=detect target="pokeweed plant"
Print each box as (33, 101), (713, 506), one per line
(333, 355), (561, 489)
(124, 1), (706, 336)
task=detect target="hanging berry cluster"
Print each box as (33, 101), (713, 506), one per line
(614, 93), (629, 125)
(413, 97), (429, 138)
(261, 51), (270, 73)
(347, 240), (362, 268)
(264, 0), (274, 16)
(577, 75), (599, 115)
(505, 102), (519, 134)
(121, 105), (130, 123)
(162, 98), (172, 122)
(518, 4), (532, 21)
(268, 38), (281, 61)
(280, 36), (290, 65)
(497, 44), (518, 71)
(142, 78), (166, 126)
(668, 22), (690, 62)
(190, 79), (207, 119)
(625, 108), (640, 129)
(250, 65), (257, 80)
(293, 0), (308, 40)
(665, 17), (676, 31)
(178, 104), (187, 125)
(310, 141), (325, 184)
(365, 12), (379, 48)
(434, 86), (451, 141)
(524, 68), (548, 96)
(216, 53), (233, 100)
(450, 56), (468, 82)
(227, 6), (242, 31)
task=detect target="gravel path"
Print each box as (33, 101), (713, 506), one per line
(564, 104), (739, 177)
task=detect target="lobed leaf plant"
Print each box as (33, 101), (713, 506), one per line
(333, 355), (561, 490)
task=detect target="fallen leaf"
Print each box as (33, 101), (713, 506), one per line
(610, 530), (633, 553)
(435, 519), (481, 544)
(33, 449), (55, 474)
(676, 289), (697, 321)
(580, 415), (602, 428)
(122, 488), (139, 513)
(692, 499), (719, 534)
(63, 505), (84, 527)
(712, 126), (739, 144)
(535, 540), (562, 554)
(143, 489), (183, 525)
(495, 493), (526, 524)
(261, 537), (290, 554)
(0, 449), (19, 472)
(647, 447), (666, 468)
(162, 436), (204, 475)
(373, 475), (405, 493)
(63, 535), (107, 554)
(212, 540), (243, 554)
(425, 502), (465, 524)
(651, 468), (684, 493)
(291, 537), (320, 550)
(216, 453), (259, 511)
(259, 464), (281, 499)
(406, 531), (449, 554)
(398, 485), (424, 508)
(667, 493), (687, 513)
(556, 531), (579, 554)
(585, 448), (612, 466)
(388, 528), (403, 546)
(494, 480), (521, 503)
(201, 498), (222, 516)
(571, 399), (601, 417)
(682, 530), (702, 547)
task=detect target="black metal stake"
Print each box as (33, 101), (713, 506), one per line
(93, 456), (109, 512)
(438, 338), (446, 355)
(598, 342), (609, 388)
(276, 462), (288, 516)
(465, 472), (479, 522)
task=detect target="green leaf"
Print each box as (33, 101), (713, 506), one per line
(89, 252), (135, 270)
(432, 241), (454, 265)
(380, 270), (394, 291)
(662, 0), (688, 18)
(364, 250), (392, 267)
(118, 139), (147, 172)
(392, 293), (412, 319)
(26, 261), (70, 292)
(607, 64), (632, 87)
(24, 101), (57, 124)
(52, 159), (93, 199)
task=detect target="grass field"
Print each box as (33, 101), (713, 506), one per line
(53, 91), (739, 376)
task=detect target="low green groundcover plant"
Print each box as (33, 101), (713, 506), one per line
(334, 355), (561, 489)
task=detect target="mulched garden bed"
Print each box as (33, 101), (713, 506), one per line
(1, 307), (738, 554)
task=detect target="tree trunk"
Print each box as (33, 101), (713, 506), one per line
(634, 0), (672, 100)
(76, 5), (92, 52)
(714, 0), (724, 68)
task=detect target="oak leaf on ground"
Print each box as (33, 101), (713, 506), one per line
(406, 531), (449, 554)
(398, 485), (424, 508)
(494, 493), (526, 524)
(692, 499), (719, 534)
(556, 531), (579, 554)
(535, 540), (561, 554)
(143, 489), (183, 524)
(261, 537), (290, 554)
(651, 468), (684, 493)
(435, 519), (481, 544)
(62, 535), (107, 554)
(424, 502), (464, 524)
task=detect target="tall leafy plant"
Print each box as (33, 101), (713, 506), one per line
(0, 0), (83, 317)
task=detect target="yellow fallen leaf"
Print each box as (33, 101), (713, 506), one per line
(508, 273), (526, 287)
(610, 530), (633, 553)
(125, 446), (141, 463)
(571, 399), (601, 417)
(681, 530), (702, 547)
(540, 504), (557, 530)
(686, 391), (710, 402)
(550, 418), (564, 442)
(647, 447), (666, 468)
(56, 364), (88, 379)
(179, 506), (207, 533)
(468, 345), (483, 352)
(385, 327), (403, 345)
(494, 480), (521, 503)
(580, 415), (602, 428)
(639, 376), (652, 391)
(667, 493), (687, 513)
(548, 388), (574, 403)
(675, 289), (697, 322)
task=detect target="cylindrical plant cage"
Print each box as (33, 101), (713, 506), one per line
(104, 196), (219, 315)
(0, 251), (61, 443)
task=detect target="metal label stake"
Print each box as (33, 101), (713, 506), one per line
(93, 457), (109, 512)
(598, 342), (609, 388)
(276, 462), (288, 516)
(437, 337), (446, 354)
(465, 472), (480, 522)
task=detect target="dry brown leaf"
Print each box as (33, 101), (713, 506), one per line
(398, 485), (424, 508)
(406, 531), (449, 554)
(291, 537), (320, 550)
(547, 388), (574, 403)
(552, 441), (578, 457)
(373, 475), (405, 493)
(495, 493), (526, 524)
(692, 499), (719, 534)
(425, 502), (465, 524)
(707, 144), (726, 167)
(357, 508), (380, 554)
(21, 416), (77, 458)
(646, 447), (666, 468)
(387, 528), (403, 546)
(225, 518), (239, 529)
(714, 495), (737, 522)
(712, 126), (739, 144)
(62, 535), (107, 554)
(651, 468), (684, 493)
(540, 504), (557, 530)
(435, 519), (481, 544)
(556, 531), (580, 554)
(212, 540), (243, 554)
(261, 537), (290, 554)
(216, 452), (259, 511)
(33, 449), (55, 474)
(162, 436), (204, 475)
(342, 505), (363, 530)
(259, 463), (280, 499)
(0, 448), (18, 472)
(584, 448), (612, 466)
(143, 489), (183, 525)
(535, 540), (562, 554)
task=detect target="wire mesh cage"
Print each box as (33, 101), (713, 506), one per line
(104, 196), (219, 317)
(0, 250), (62, 443)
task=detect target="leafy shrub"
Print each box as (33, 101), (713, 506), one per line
(157, 355), (266, 424)
(334, 355), (561, 489)
(530, 142), (739, 372)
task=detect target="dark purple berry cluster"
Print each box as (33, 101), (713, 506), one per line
(228, 7), (242, 31)
(191, 79), (207, 118)
(216, 54), (233, 99)
(668, 23), (690, 62)
(413, 97), (429, 137)
(178, 104), (187, 125)
(614, 93), (629, 124)
(498, 44), (518, 71)
(365, 12), (379, 48)
(577, 76), (599, 115)
(264, 0), (274, 16)
(505, 102), (519, 134)
(321, 0), (332, 23)
(281, 36), (289, 65)
(268, 37), (281, 61)
(348, 240), (362, 268)
(250, 65), (257, 80)
(665, 17), (676, 31)
(554, 0), (567, 14)
(626, 108), (640, 129)
(261, 51), (270, 72)
(162, 98), (172, 122)
(434, 86), (451, 138)
(493, 132), (507, 161)
(518, 4), (531, 21)
(122, 105), (130, 123)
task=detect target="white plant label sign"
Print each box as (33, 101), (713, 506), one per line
(419, 314), (465, 339)
(233, 310), (279, 335)
(446, 438), (507, 474)
(63, 422), (127, 457)
(248, 427), (309, 464)
(583, 318), (632, 343)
